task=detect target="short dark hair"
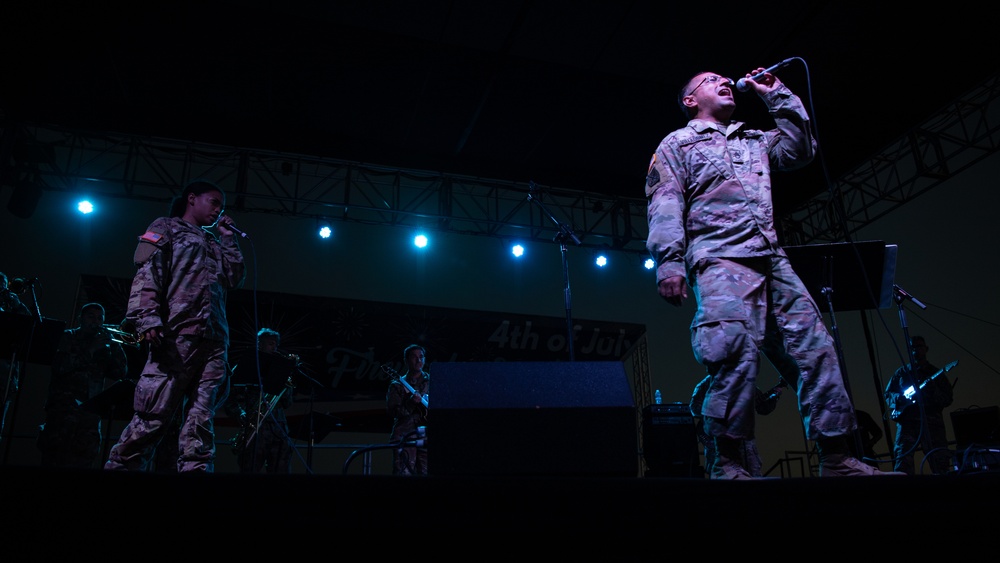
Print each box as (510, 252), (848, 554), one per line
(81, 302), (105, 316)
(170, 179), (225, 218)
(677, 71), (709, 119)
(403, 344), (425, 361)
(257, 327), (281, 346)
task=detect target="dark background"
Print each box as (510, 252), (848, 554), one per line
(3, 1), (997, 212)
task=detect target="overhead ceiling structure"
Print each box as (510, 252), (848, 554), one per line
(2, 1), (999, 246)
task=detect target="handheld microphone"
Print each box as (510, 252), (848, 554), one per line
(735, 58), (796, 92)
(225, 222), (250, 239)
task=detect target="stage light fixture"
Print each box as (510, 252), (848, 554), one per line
(595, 254), (608, 267)
(77, 199), (95, 214)
(414, 234), (428, 248)
(511, 244), (525, 258)
(644, 258), (655, 270)
(318, 224), (332, 239)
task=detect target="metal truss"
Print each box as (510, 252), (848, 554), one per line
(627, 334), (653, 476)
(780, 73), (1000, 246)
(5, 73), (998, 259)
(0, 122), (652, 257)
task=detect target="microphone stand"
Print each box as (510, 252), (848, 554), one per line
(2, 279), (44, 461)
(816, 256), (865, 462)
(892, 283), (932, 467)
(527, 184), (582, 361)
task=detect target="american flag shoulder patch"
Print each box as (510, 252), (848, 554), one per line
(140, 231), (163, 244)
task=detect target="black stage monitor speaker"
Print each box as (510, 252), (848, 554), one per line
(951, 406), (1000, 450)
(430, 361), (638, 477)
(642, 403), (700, 477)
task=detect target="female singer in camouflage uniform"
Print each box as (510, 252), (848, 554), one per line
(105, 179), (245, 472)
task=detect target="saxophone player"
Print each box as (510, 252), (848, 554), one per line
(224, 328), (296, 473)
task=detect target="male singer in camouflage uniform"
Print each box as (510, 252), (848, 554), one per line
(105, 179), (245, 472)
(644, 65), (903, 478)
(38, 302), (127, 468)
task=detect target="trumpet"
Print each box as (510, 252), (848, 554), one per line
(102, 324), (144, 348)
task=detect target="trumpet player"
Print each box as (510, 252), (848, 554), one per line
(223, 328), (295, 473)
(38, 302), (128, 468)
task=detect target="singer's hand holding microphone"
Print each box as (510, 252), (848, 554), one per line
(735, 58), (796, 92)
(217, 215), (250, 239)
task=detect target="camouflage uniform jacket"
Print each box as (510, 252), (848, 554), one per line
(47, 327), (128, 412)
(0, 289), (30, 315)
(126, 216), (245, 346)
(387, 372), (429, 442)
(885, 359), (953, 422)
(644, 84), (817, 285)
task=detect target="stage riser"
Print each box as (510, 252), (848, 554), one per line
(429, 361), (638, 477)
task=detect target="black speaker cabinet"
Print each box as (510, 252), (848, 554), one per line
(642, 403), (700, 477)
(430, 361), (638, 477)
(951, 406), (1000, 450)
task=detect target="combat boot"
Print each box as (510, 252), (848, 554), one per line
(710, 436), (754, 480)
(818, 436), (906, 477)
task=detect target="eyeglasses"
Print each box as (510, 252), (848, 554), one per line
(687, 75), (733, 97)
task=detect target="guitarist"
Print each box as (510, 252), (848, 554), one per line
(883, 336), (955, 475)
(385, 344), (429, 475)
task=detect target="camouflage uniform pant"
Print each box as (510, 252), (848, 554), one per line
(393, 445), (428, 476)
(690, 256), (855, 442)
(37, 407), (103, 469)
(892, 413), (952, 474)
(236, 418), (293, 474)
(105, 336), (229, 472)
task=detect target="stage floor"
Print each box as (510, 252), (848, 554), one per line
(2, 463), (997, 552)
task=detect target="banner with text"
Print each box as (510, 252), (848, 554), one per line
(75, 274), (647, 434)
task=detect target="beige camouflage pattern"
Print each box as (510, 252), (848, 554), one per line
(646, 84), (858, 443)
(387, 372), (429, 475)
(645, 84), (816, 282)
(38, 326), (127, 468)
(105, 216), (245, 472)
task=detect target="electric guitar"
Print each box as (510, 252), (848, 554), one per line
(381, 364), (428, 416)
(889, 360), (958, 420)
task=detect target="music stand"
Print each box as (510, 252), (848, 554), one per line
(80, 379), (137, 464)
(232, 352), (296, 395)
(0, 312), (66, 364)
(288, 412), (342, 471)
(0, 313), (65, 462)
(289, 412), (342, 443)
(783, 241), (897, 312)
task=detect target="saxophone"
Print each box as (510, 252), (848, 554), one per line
(231, 378), (291, 454)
